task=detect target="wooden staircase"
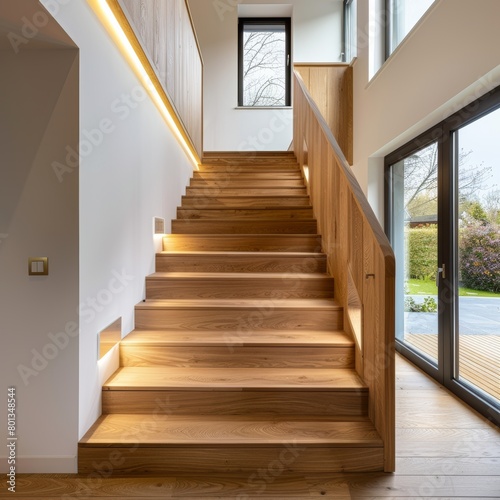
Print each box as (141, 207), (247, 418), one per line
(79, 152), (385, 474)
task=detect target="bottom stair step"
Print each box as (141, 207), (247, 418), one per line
(79, 415), (384, 474)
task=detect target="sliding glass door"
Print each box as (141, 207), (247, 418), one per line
(455, 110), (500, 405)
(391, 141), (439, 367)
(386, 88), (500, 424)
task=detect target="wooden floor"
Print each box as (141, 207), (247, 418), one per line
(406, 333), (500, 401)
(5, 354), (499, 499)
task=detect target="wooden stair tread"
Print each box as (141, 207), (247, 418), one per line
(103, 367), (364, 391)
(177, 207), (313, 218)
(174, 217), (316, 220)
(163, 234), (321, 240)
(193, 173), (303, 179)
(178, 206), (312, 210)
(197, 167), (302, 173)
(157, 251), (324, 257)
(190, 180), (305, 186)
(186, 189), (307, 196)
(172, 221), (317, 235)
(121, 329), (353, 347)
(189, 186), (307, 191)
(136, 298), (341, 310)
(80, 415), (382, 447)
(182, 193), (312, 203)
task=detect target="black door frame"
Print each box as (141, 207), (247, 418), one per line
(385, 86), (500, 426)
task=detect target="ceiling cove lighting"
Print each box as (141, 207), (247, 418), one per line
(87, 0), (200, 169)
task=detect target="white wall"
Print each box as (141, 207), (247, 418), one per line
(353, 0), (500, 222)
(0, 0), (193, 473)
(0, 48), (79, 473)
(188, 0), (343, 151)
(43, 0), (193, 449)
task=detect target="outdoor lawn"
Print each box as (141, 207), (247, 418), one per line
(407, 279), (500, 298)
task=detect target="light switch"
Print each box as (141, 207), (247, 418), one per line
(28, 257), (49, 276)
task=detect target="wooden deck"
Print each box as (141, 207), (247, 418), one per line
(405, 333), (500, 401)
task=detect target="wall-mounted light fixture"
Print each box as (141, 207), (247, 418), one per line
(154, 217), (166, 235)
(98, 317), (121, 360)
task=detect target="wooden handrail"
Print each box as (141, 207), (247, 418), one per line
(294, 64), (353, 164)
(293, 70), (396, 472)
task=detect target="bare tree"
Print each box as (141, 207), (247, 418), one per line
(484, 188), (500, 223)
(242, 30), (286, 106)
(404, 142), (491, 218)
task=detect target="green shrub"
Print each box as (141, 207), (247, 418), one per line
(406, 225), (437, 280)
(460, 222), (500, 293)
(404, 296), (438, 312)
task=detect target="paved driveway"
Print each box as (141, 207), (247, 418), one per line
(405, 296), (500, 335)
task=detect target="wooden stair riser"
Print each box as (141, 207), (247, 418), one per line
(176, 208), (314, 220)
(78, 446), (384, 475)
(102, 389), (365, 416)
(201, 156), (298, 164)
(162, 235), (322, 252)
(181, 196), (311, 208)
(198, 165), (301, 174)
(145, 275), (334, 300)
(119, 345), (352, 368)
(201, 153), (298, 165)
(186, 187), (307, 197)
(190, 179), (305, 188)
(193, 172), (303, 180)
(171, 220), (317, 235)
(163, 234), (321, 252)
(155, 252), (327, 273)
(134, 307), (343, 331)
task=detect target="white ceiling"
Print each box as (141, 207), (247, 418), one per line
(238, 4), (294, 18)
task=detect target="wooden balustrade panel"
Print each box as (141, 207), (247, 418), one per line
(120, 0), (203, 157)
(295, 64), (353, 165)
(293, 71), (395, 472)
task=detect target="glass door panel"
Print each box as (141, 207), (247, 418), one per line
(455, 109), (500, 404)
(387, 87), (500, 424)
(392, 142), (439, 365)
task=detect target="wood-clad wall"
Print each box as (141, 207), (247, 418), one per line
(293, 71), (396, 472)
(119, 0), (203, 157)
(294, 64), (353, 165)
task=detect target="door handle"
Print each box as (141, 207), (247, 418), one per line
(436, 264), (446, 287)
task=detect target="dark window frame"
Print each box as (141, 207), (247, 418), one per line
(384, 85), (500, 426)
(238, 17), (292, 107)
(342, 0), (356, 63)
(385, 0), (436, 59)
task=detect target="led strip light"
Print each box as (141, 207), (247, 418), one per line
(87, 0), (200, 168)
